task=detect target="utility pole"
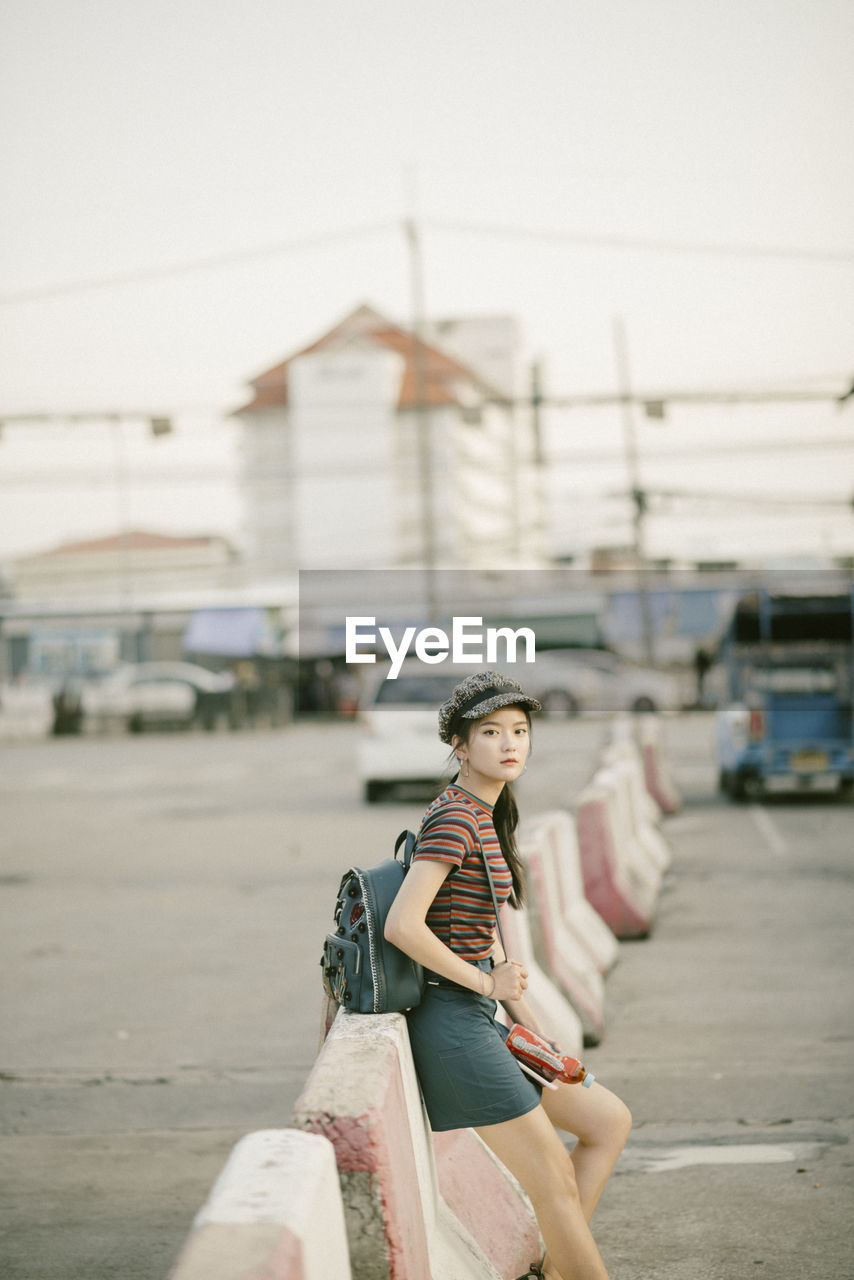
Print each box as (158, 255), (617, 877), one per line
(110, 417), (134, 626)
(613, 317), (656, 666)
(530, 359), (550, 560)
(405, 210), (439, 624)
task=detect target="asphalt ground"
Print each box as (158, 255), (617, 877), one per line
(1, 714), (852, 1279)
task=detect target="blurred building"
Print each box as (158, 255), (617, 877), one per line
(1, 530), (288, 682)
(9, 529), (239, 603)
(233, 303), (546, 578)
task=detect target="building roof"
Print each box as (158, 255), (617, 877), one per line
(19, 530), (227, 562)
(233, 303), (508, 415)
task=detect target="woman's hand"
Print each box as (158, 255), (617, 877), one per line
(499, 994), (556, 1049)
(491, 959), (528, 1002)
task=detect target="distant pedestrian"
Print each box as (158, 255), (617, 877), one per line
(385, 671), (631, 1280)
(694, 646), (712, 706)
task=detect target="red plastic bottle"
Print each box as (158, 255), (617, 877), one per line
(505, 1023), (596, 1089)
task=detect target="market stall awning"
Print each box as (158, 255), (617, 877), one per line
(183, 608), (278, 658)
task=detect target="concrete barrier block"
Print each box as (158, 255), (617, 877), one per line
(293, 1009), (531, 1279)
(433, 1128), (541, 1279)
(575, 784), (659, 938)
(598, 761), (672, 874)
(168, 1129), (351, 1280)
(638, 714), (682, 813)
(319, 990), (339, 1048)
(601, 728), (662, 826)
(518, 827), (606, 1043)
(293, 1012), (430, 1280)
(522, 811), (619, 976)
(593, 766), (666, 886)
(499, 901), (584, 1058)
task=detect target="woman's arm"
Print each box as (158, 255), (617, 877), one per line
(385, 861), (527, 1002)
(384, 861), (493, 996)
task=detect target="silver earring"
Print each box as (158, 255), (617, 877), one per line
(464, 759), (470, 778)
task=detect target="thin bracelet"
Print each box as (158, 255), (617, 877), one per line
(482, 971), (496, 998)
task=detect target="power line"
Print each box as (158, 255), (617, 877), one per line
(548, 435), (853, 465)
(3, 380), (848, 425)
(4, 213), (853, 307)
(424, 218), (854, 265)
(627, 488), (853, 513)
(536, 388), (846, 408)
(2, 432), (851, 488)
(0, 222), (398, 305)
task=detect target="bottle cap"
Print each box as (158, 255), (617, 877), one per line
(582, 1071), (595, 1088)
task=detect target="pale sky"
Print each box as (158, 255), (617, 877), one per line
(1, 0), (853, 563)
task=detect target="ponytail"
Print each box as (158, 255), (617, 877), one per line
(493, 783), (526, 908)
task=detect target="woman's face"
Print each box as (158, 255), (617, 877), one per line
(453, 704), (531, 788)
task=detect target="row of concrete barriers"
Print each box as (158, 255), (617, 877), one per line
(168, 715), (681, 1280)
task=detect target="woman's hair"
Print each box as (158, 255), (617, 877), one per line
(447, 704), (531, 908)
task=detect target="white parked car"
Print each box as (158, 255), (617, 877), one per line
(81, 662), (235, 733)
(533, 649), (682, 716)
(357, 663), (463, 802)
(524, 652), (602, 719)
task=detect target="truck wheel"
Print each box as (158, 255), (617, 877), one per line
(729, 773), (748, 801)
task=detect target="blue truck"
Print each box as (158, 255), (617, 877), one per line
(715, 587), (854, 799)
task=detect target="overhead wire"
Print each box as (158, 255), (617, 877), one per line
(0, 221), (399, 305)
(423, 218), (854, 265)
(2, 215), (854, 306)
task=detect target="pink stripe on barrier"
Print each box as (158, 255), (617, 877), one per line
(433, 1129), (541, 1279)
(575, 787), (657, 939)
(638, 716), (682, 813)
(294, 1028), (430, 1280)
(529, 811), (619, 976)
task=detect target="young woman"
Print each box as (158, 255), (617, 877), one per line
(384, 671), (631, 1280)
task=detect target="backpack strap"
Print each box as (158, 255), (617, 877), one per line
(478, 836), (508, 961)
(394, 828), (417, 871)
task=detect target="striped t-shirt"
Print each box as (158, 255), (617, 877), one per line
(414, 785), (513, 961)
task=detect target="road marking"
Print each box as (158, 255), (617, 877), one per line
(624, 1142), (823, 1174)
(749, 804), (788, 857)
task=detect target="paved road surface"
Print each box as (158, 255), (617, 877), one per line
(1, 715), (852, 1278)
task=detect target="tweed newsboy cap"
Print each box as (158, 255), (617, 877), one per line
(438, 670), (542, 744)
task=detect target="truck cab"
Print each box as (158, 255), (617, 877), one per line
(715, 588), (854, 799)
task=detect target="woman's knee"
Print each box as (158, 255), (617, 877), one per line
(545, 1083), (632, 1150)
(609, 1094), (632, 1145)
(595, 1090), (632, 1153)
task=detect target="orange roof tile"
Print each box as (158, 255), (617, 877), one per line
(233, 303), (504, 415)
(33, 531), (221, 558)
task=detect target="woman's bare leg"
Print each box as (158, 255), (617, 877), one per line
(475, 1104), (611, 1280)
(541, 1081), (632, 1221)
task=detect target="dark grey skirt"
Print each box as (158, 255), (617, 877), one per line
(406, 960), (542, 1132)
